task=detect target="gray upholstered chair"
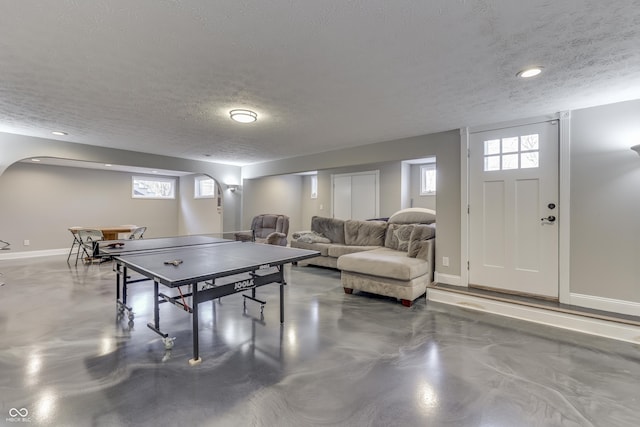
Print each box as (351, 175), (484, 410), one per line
(236, 214), (290, 246)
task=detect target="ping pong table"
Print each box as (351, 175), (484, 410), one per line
(99, 235), (319, 364)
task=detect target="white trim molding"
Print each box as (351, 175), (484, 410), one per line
(558, 110), (571, 304)
(460, 127), (469, 287)
(569, 293), (640, 317)
(0, 248), (68, 260)
(427, 288), (640, 344)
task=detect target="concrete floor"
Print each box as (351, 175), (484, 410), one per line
(1, 255), (639, 427)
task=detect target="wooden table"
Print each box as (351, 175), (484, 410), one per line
(69, 225), (138, 240)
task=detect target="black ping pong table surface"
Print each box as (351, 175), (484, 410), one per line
(106, 235), (319, 364)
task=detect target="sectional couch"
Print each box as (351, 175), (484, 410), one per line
(291, 209), (436, 307)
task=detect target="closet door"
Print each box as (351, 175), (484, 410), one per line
(331, 171), (379, 220)
(332, 175), (352, 219)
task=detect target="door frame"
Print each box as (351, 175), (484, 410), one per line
(460, 112), (572, 304)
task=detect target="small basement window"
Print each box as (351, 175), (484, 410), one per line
(132, 176), (175, 199)
(195, 176), (216, 199)
(420, 164), (436, 195)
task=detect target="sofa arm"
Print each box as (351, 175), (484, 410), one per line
(266, 232), (287, 246)
(413, 238), (435, 264)
(414, 238), (435, 283)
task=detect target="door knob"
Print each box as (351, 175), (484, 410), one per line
(541, 215), (556, 223)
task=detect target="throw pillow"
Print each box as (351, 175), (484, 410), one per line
(384, 223), (414, 251)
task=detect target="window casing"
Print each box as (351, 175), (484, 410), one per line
(195, 176), (216, 199)
(420, 164), (436, 195)
(132, 176), (176, 199)
(483, 133), (540, 171)
(310, 175), (318, 199)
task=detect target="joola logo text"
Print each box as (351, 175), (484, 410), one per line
(233, 279), (255, 290)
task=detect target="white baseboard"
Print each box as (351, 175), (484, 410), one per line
(427, 288), (640, 344)
(434, 272), (462, 287)
(569, 292), (640, 317)
(0, 248), (68, 260)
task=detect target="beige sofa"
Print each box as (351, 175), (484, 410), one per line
(291, 209), (436, 307)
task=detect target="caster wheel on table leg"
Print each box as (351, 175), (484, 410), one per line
(163, 337), (176, 350)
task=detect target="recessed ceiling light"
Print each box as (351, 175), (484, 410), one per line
(31, 158), (41, 162)
(105, 164), (112, 167)
(230, 109), (257, 123)
(51, 131), (68, 136)
(516, 67), (543, 78)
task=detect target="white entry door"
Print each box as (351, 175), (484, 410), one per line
(469, 121), (559, 298)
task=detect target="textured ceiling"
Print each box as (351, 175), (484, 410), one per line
(1, 1), (639, 166)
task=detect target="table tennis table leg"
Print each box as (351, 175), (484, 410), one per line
(122, 265), (128, 307)
(115, 265), (134, 320)
(152, 280), (160, 330)
(116, 264), (121, 304)
(280, 282), (284, 324)
(189, 283), (202, 366)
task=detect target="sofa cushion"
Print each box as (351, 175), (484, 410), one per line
(384, 224), (415, 251)
(311, 216), (346, 244)
(337, 248), (428, 281)
(344, 220), (386, 246)
(328, 244), (380, 258)
(290, 240), (333, 257)
(388, 208), (436, 224)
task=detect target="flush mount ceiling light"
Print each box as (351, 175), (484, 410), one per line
(51, 131), (68, 136)
(516, 66), (543, 78)
(229, 109), (257, 123)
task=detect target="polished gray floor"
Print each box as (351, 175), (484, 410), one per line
(1, 256), (639, 427)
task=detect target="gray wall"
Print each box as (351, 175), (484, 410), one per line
(300, 175), (321, 230)
(243, 130), (461, 275)
(0, 132), (242, 233)
(0, 163), (179, 251)
(570, 100), (640, 302)
(242, 175), (304, 235)
(5, 101), (640, 307)
(178, 174), (223, 236)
